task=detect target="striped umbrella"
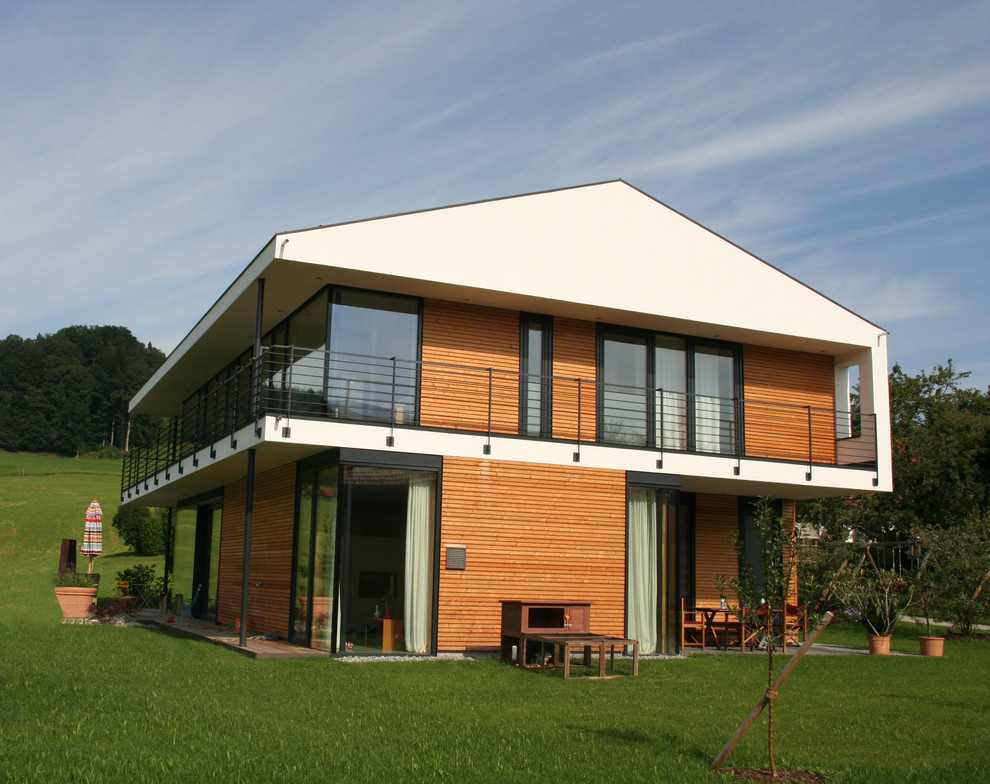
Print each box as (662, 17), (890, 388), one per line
(81, 499), (103, 573)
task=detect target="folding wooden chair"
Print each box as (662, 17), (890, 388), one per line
(115, 580), (138, 612)
(681, 598), (706, 650)
(777, 604), (807, 650)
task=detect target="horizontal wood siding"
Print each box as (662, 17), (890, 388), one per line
(438, 457), (626, 651)
(218, 464), (296, 638)
(744, 345), (836, 463)
(552, 318), (597, 441)
(420, 299), (520, 434)
(782, 499), (799, 603)
(694, 494), (739, 604)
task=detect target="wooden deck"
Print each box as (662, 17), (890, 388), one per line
(133, 610), (333, 659)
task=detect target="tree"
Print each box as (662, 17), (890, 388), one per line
(801, 361), (990, 541)
(718, 497), (795, 778)
(0, 326), (166, 455)
(916, 513), (990, 635)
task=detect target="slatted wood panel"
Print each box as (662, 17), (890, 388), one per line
(217, 464), (296, 638)
(420, 299), (521, 434)
(781, 499), (799, 603)
(552, 318), (597, 441)
(694, 494), (740, 604)
(437, 457), (626, 651)
(743, 345), (836, 463)
(693, 496), (800, 606)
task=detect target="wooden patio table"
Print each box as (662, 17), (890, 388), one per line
(520, 633), (639, 678)
(699, 608), (744, 651)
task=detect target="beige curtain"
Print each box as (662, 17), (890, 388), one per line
(403, 476), (435, 654)
(626, 487), (658, 654)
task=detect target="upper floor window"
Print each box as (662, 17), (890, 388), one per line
(520, 314), (552, 437)
(599, 327), (740, 454)
(328, 289), (421, 423)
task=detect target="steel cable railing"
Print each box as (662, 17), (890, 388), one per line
(122, 346), (879, 494)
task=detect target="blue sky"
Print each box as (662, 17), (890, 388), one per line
(2, 2), (988, 389)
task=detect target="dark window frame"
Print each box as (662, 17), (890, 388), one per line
(519, 312), (553, 438)
(596, 324), (744, 453)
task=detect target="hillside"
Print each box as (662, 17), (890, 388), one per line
(0, 451), (161, 622)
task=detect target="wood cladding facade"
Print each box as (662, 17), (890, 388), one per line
(420, 299), (521, 434)
(694, 494), (740, 605)
(217, 464), (296, 638)
(743, 345), (836, 463)
(693, 495), (799, 605)
(437, 457), (626, 651)
(203, 298), (834, 651)
(551, 318), (597, 441)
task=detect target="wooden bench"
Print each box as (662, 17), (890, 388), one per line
(520, 633), (639, 679)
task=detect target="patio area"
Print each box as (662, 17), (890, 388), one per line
(129, 609), (333, 659)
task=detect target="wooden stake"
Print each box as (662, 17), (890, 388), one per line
(711, 611), (834, 771)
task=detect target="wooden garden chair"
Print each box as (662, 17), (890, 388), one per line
(681, 598), (706, 650)
(115, 580), (138, 612)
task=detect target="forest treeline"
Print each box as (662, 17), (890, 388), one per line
(0, 326), (166, 456)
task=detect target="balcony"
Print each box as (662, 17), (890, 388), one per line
(121, 345), (878, 495)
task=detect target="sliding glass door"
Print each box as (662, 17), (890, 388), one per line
(626, 485), (679, 654)
(292, 460), (438, 654)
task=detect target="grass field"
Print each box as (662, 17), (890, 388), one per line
(1, 451), (988, 783)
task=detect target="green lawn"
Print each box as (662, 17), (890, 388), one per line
(1, 451), (988, 783)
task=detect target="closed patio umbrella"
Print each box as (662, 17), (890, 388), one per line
(81, 499), (102, 573)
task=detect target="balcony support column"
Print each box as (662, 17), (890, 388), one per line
(252, 279), (265, 433)
(238, 448), (256, 648)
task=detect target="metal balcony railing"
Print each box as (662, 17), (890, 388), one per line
(121, 345), (878, 494)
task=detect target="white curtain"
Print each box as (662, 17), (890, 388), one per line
(694, 353), (720, 453)
(626, 487), (658, 654)
(403, 475), (435, 654)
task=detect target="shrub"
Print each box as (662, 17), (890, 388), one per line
(54, 571), (98, 588)
(111, 505), (167, 555)
(116, 564), (165, 605)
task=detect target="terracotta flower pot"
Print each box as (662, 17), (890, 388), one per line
(55, 586), (98, 619)
(868, 634), (891, 655)
(918, 636), (945, 657)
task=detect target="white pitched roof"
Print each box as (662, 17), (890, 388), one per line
(132, 181), (885, 413)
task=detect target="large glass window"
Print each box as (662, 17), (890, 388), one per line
(285, 293), (331, 415)
(600, 328), (739, 454)
(655, 336), (687, 450)
(694, 345), (736, 453)
(328, 290), (420, 423)
(602, 333), (649, 445)
(520, 314), (552, 437)
(292, 460), (437, 654)
(292, 466), (338, 650)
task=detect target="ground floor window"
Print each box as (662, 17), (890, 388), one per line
(292, 459), (438, 654)
(168, 503), (222, 620)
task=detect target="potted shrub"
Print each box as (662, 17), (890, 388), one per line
(916, 565), (946, 657)
(54, 571), (99, 619)
(837, 567), (915, 654)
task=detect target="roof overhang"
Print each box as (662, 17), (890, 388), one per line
(131, 181), (887, 415)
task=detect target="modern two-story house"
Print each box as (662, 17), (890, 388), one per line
(120, 181), (891, 656)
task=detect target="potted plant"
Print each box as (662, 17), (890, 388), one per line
(916, 570), (946, 657)
(837, 567), (915, 654)
(54, 571), (99, 619)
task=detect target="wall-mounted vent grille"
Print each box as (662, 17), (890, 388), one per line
(446, 546), (467, 570)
